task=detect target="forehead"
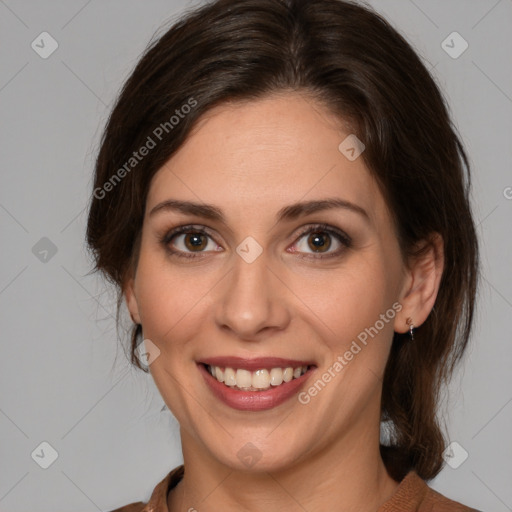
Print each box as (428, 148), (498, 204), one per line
(146, 92), (387, 227)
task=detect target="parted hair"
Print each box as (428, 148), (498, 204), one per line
(86, 0), (479, 482)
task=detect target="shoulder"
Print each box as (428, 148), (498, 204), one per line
(422, 479), (483, 512)
(108, 465), (184, 512)
(109, 503), (146, 512)
(379, 470), (483, 512)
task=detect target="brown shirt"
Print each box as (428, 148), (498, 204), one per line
(109, 465), (482, 512)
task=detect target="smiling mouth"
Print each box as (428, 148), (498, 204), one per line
(202, 363), (313, 391)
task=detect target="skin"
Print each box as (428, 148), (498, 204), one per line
(124, 91), (444, 512)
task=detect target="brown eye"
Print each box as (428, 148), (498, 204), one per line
(291, 223), (352, 259)
(307, 231), (332, 253)
(184, 232), (208, 251)
(162, 225), (221, 258)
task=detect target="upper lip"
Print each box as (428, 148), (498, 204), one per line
(199, 356), (316, 371)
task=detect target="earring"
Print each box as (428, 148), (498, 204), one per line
(406, 317), (415, 341)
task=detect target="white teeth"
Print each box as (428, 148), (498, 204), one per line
(283, 367), (293, 382)
(235, 369), (252, 388)
(214, 366), (224, 383)
(224, 367), (236, 386)
(252, 369), (270, 389)
(269, 368), (283, 386)
(206, 364), (309, 391)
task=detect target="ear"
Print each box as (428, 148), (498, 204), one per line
(394, 233), (444, 333)
(124, 276), (141, 325)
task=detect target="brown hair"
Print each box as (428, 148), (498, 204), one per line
(86, 0), (479, 482)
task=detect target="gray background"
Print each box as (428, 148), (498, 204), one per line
(0, 0), (511, 511)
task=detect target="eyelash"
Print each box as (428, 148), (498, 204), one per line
(159, 223), (352, 260)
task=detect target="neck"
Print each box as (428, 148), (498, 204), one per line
(168, 422), (399, 512)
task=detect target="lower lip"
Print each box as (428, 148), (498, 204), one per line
(198, 363), (315, 411)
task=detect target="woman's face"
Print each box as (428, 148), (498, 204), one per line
(126, 92), (412, 472)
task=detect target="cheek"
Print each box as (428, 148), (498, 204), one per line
(133, 249), (189, 342)
(133, 245), (220, 352)
(294, 256), (396, 342)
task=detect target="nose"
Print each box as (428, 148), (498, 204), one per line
(214, 249), (292, 340)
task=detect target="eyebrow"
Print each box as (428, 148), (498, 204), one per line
(149, 197), (369, 223)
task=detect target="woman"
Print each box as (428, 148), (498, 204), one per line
(86, 0), (481, 510)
